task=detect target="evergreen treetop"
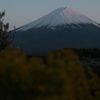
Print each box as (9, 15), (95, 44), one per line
(0, 11), (12, 52)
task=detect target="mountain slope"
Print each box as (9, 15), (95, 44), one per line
(17, 7), (100, 31)
(13, 7), (100, 56)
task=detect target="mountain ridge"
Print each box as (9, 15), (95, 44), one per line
(12, 7), (100, 56)
(16, 7), (100, 31)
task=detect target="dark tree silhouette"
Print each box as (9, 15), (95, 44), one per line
(0, 11), (13, 52)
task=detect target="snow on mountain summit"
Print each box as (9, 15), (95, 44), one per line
(13, 7), (100, 55)
(17, 7), (100, 31)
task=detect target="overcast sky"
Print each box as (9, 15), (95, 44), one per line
(0, 0), (100, 30)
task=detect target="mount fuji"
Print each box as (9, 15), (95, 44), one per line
(12, 7), (100, 56)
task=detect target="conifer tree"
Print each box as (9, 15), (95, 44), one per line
(0, 11), (12, 52)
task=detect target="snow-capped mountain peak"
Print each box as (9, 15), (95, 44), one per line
(17, 7), (100, 31)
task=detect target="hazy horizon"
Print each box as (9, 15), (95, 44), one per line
(0, 0), (100, 31)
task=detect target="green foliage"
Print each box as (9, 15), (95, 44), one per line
(47, 49), (90, 100)
(69, 48), (100, 59)
(0, 48), (100, 100)
(0, 11), (12, 52)
(85, 67), (100, 100)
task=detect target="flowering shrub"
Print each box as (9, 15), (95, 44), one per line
(0, 48), (100, 100)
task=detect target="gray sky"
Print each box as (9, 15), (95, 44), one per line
(0, 0), (100, 30)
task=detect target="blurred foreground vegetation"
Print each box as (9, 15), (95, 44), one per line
(0, 47), (100, 100)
